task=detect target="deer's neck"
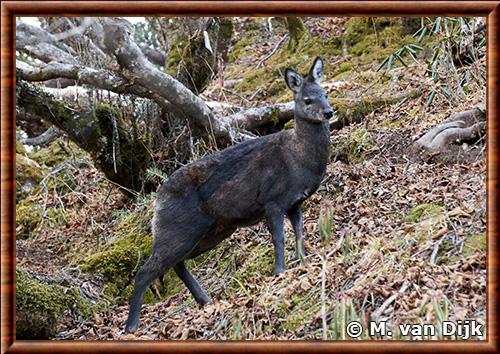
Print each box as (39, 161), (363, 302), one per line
(292, 115), (330, 175)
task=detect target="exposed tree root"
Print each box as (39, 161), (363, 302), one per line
(412, 105), (486, 163)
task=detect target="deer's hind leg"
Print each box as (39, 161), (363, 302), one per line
(125, 251), (168, 333)
(125, 207), (213, 333)
(173, 261), (211, 305)
(175, 225), (236, 305)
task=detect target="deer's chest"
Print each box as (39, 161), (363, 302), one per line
(292, 172), (323, 205)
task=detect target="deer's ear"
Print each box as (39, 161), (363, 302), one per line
(285, 68), (303, 93)
(308, 57), (324, 83)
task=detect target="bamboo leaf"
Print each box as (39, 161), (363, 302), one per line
(425, 89), (437, 109)
(395, 53), (408, 67)
(432, 17), (442, 33)
(405, 45), (417, 54)
(387, 54), (394, 71)
(409, 43), (424, 51)
(377, 55), (390, 72)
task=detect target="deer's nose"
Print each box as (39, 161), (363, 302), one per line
(324, 109), (334, 119)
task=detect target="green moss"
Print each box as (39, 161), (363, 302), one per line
(230, 244), (274, 291)
(80, 204), (234, 305)
(31, 139), (78, 168)
(16, 268), (92, 339)
(234, 33), (342, 101)
(122, 284), (156, 305)
(16, 141), (27, 155)
(281, 290), (321, 331)
(228, 16), (415, 101)
(16, 198), (43, 239)
(462, 232), (487, 256)
(16, 198), (66, 239)
(343, 17), (410, 53)
(438, 232), (486, 265)
(284, 17), (306, 52)
(283, 119), (295, 130)
(337, 62), (353, 75)
(80, 207), (153, 280)
(80, 205), (166, 303)
(331, 90), (421, 128)
(332, 128), (374, 164)
(349, 26), (410, 57)
(343, 17), (372, 47)
(228, 35), (255, 64)
(405, 203), (445, 223)
(90, 103), (152, 192)
(166, 35), (189, 75)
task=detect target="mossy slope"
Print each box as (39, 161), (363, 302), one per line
(16, 268), (92, 339)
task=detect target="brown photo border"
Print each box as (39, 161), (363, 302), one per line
(1, 1), (499, 353)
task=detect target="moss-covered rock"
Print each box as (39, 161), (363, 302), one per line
(16, 153), (46, 200)
(343, 17), (415, 57)
(234, 33), (342, 101)
(80, 205), (156, 302)
(332, 128), (374, 164)
(16, 198), (43, 239)
(16, 268), (92, 339)
(331, 91), (421, 129)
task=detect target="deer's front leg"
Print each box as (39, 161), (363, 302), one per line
(265, 204), (286, 275)
(287, 203), (306, 260)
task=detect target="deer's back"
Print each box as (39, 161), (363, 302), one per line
(155, 128), (325, 226)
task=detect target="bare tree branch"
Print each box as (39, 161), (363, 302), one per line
(22, 42), (78, 64)
(16, 62), (174, 109)
(225, 102), (294, 131)
(40, 17), (111, 67)
(16, 21), (74, 53)
(19, 125), (62, 146)
(98, 18), (232, 145)
(414, 107), (485, 151)
(51, 17), (95, 41)
(139, 44), (166, 67)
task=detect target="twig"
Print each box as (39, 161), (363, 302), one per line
(372, 281), (409, 320)
(256, 34), (288, 69)
(321, 254), (328, 340)
(430, 236), (445, 265)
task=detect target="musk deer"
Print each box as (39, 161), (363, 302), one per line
(125, 57), (334, 333)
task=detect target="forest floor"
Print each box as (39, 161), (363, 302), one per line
(16, 17), (486, 340)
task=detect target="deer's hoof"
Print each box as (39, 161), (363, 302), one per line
(124, 323), (138, 334)
(273, 267), (285, 276)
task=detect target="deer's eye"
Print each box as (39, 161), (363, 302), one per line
(304, 98), (313, 105)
